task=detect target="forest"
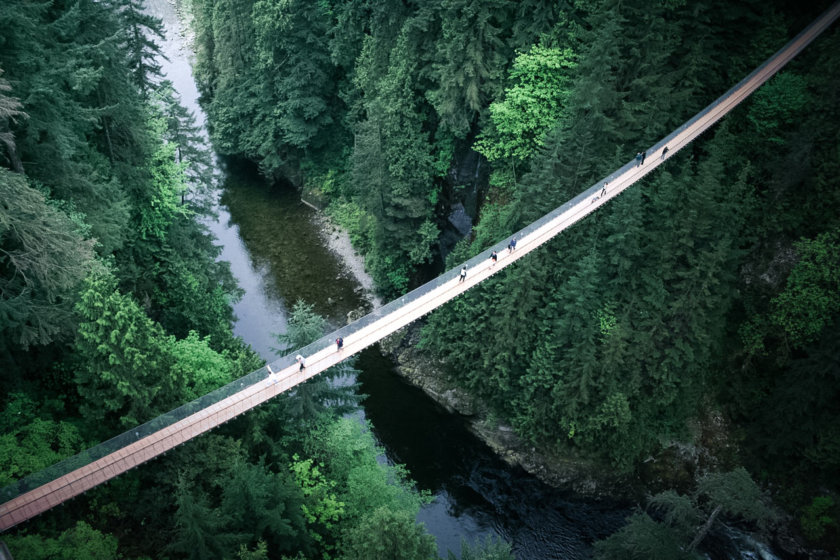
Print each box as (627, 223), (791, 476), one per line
(1, 0), (839, 558)
(187, 0), (840, 556)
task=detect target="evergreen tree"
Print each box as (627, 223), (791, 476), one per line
(3, 521), (120, 560)
(169, 478), (240, 560)
(0, 393), (85, 487)
(0, 67), (26, 173)
(72, 264), (182, 430)
(0, 169), (95, 348)
(219, 459), (310, 555)
(252, 0), (338, 160)
(273, 301), (362, 423)
(112, 0), (167, 97)
(428, 0), (508, 138)
(338, 506), (437, 560)
(152, 80), (217, 211)
(594, 469), (770, 559)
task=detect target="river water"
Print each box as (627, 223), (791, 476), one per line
(145, 1), (780, 558)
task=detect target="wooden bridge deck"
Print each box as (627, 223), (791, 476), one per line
(2, 0), (838, 532)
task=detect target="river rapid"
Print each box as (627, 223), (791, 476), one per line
(144, 1), (782, 558)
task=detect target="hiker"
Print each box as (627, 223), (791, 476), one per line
(508, 237), (517, 252)
(296, 354), (306, 371)
(601, 182), (608, 197)
(490, 250), (498, 266)
(336, 337), (344, 351)
(641, 150), (647, 165)
(459, 266), (467, 283)
(661, 146), (669, 160)
(635, 152), (642, 167)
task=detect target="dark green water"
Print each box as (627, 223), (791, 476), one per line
(219, 162), (363, 327)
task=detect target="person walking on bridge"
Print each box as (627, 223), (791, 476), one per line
(296, 354), (306, 371)
(459, 265), (467, 283)
(336, 337), (343, 351)
(635, 152), (643, 167)
(508, 237), (517, 252)
(489, 250), (498, 268)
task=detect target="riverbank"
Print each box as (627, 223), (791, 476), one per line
(309, 210), (383, 312)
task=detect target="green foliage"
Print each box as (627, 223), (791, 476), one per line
(740, 230), (840, 357)
(116, 0), (167, 96)
(0, 169), (95, 347)
(273, 301), (363, 422)
(0, 67), (27, 172)
(0, 393), (84, 487)
(237, 541), (269, 560)
(140, 118), (191, 241)
(595, 469), (769, 559)
(475, 45), (576, 162)
(274, 300), (328, 354)
(170, 330), (236, 400)
(169, 477), (242, 560)
(151, 80), (217, 211)
(290, 454), (345, 550)
(594, 510), (699, 560)
(218, 460), (309, 555)
(73, 264), (180, 429)
(3, 521), (120, 560)
(427, 0), (509, 137)
(800, 496), (837, 542)
(746, 72), (810, 145)
(338, 506), (437, 560)
(769, 231), (840, 347)
(697, 468), (771, 525)
(448, 535), (515, 560)
(326, 199), (372, 254)
(304, 417), (429, 526)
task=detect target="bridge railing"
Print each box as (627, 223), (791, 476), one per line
(3, 0), (838, 509)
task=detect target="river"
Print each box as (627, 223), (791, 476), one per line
(144, 1), (779, 558)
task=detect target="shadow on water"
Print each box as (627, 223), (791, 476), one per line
(356, 347), (631, 559)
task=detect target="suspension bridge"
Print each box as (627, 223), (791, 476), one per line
(2, 1), (839, 532)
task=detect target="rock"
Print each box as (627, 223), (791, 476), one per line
(347, 306), (367, 324)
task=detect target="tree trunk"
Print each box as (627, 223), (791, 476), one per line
(5, 142), (24, 173)
(688, 504), (722, 552)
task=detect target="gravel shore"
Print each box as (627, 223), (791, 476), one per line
(311, 212), (382, 310)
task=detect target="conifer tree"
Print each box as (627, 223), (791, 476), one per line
(219, 460), (310, 555)
(0, 68), (26, 173)
(152, 81), (216, 211)
(112, 0), (166, 97)
(0, 170), (95, 348)
(428, 0), (508, 137)
(73, 264), (183, 430)
(169, 479), (239, 560)
(273, 301), (362, 423)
